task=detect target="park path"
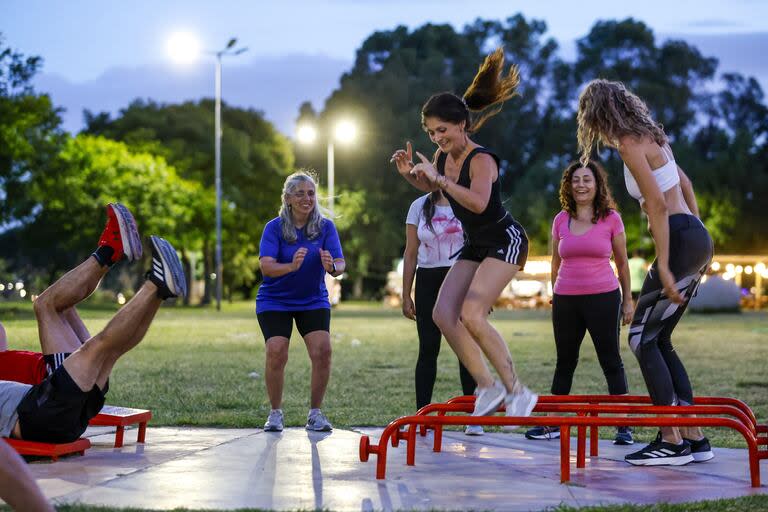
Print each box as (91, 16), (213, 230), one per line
(21, 425), (768, 510)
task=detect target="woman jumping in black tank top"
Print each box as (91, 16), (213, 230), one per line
(390, 48), (537, 422)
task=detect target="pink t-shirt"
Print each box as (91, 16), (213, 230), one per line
(552, 210), (624, 295)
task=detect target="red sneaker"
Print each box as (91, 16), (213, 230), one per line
(97, 203), (142, 263)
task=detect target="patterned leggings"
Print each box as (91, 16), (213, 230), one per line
(628, 214), (713, 406)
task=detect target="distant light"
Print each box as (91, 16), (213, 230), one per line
(167, 32), (200, 64)
(726, 263), (735, 273)
(745, 266), (753, 275)
(15, 282), (23, 290)
(722, 272), (734, 281)
(210, 273), (217, 280)
(117, 293), (126, 305)
(19, 289), (26, 298)
(711, 261), (721, 272)
(30, 294), (38, 301)
(523, 260), (551, 276)
(762, 270), (768, 279)
(0, 284), (4, 291)
(334, 120), (357, 143)
(736, 265), (744, 274)
(755, 262), (766, 273)
(296, 124), (318, 145)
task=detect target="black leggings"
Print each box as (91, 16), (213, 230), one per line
(414, 266), (476, 409)
(551, 288), (628, 395)
(629, 214), (713, 406)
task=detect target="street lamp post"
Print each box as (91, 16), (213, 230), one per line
(297, 120), (357, 215)
(168, 34), (246, 311)
(212, 39), (247, 311)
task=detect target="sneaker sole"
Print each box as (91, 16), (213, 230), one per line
(625, 454), (694, 466)
(613, 438), (635, 445)
(464, 429), (485, 436)
(692, 451), (714, 462)
(306, 425), (333, 432)
(525, 432), (560, 440)
(112, 203), (142, 261)
(264, 426), (283, 432)
(150, 236), (187, 298)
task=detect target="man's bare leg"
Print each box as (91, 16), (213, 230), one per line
(62, 235), (186, 392)
(61, 307), (91, 345)
(62, 282), (161, 392)
(34, 258), (107, 355)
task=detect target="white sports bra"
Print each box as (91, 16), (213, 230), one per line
(623, 144), (680, 203)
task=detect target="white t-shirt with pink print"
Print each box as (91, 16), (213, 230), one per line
(406, 194), (464, 268)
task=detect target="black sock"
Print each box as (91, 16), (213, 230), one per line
(92, 246), (115, 267)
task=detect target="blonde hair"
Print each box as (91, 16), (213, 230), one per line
(577, 79), (667, 166)
(278, 170), (325, 243)
(421, 47), (520, 133)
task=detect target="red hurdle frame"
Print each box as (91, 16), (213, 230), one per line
(358, 395), (768, 487)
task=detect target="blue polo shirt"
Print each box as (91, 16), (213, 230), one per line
(256, 217), (344, 313)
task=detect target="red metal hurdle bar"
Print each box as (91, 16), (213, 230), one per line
(358, 395), (767, 487)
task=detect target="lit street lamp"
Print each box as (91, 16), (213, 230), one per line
(168, 33), (247, 311)
(296, 120), (357, 214)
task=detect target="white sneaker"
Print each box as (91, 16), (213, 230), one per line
(502, 386), (538, 431)
(306, 409), (333, 432)
(472, 380), (506, 416)
(264, 409), (284, 432)
(464, 425), (485, 436)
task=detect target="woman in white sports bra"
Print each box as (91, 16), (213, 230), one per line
(577, 79), (714, 468)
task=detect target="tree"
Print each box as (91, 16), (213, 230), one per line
(85, 100), (294, 302)
(9, 135), (203, 291)
(0, 34), (65, 227)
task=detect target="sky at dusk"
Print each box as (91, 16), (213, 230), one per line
(3, 0), (767, 135)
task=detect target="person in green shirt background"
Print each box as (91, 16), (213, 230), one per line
(628, 249), (649, 301)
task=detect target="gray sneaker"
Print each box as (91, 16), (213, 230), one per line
(264, 409), (284, 432)
(472, 380), (506, 416)
(306, 409), (333, 432)
(502, 386), (538, 431)
(464, 425), (485, 436)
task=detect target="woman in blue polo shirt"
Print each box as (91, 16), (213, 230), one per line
(257, 171), (345, 433)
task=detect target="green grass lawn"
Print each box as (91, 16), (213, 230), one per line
(2, 300), (766, 448)
(2, 301), (768, 512)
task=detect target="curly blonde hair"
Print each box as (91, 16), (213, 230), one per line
(421, 47), (520, 133)
(576, 79), (667, 166)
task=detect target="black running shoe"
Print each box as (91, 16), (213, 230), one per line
(525, 426), (560, 440)
(147, 236), (187, 299)
(625, 433), (693, 466)
(684, 437), (714, 462)
(614, 426), (634, 445)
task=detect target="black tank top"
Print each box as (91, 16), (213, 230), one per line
(436, 147), (510, 241)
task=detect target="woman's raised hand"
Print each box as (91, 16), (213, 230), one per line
(390, 141), (415, 176)
(411, 151), (439, 183)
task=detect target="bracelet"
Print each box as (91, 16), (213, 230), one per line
(437, 175), (448, 190)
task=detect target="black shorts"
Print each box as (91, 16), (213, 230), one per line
(459, 220), (529, 269)
(16, 366), (106, 443)
(43, 352), (72, 376)
(257, 308), (331, 341)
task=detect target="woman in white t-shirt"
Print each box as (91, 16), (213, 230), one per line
(402, 190), (481, 435)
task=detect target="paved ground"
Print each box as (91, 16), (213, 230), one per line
(16, 425), (768, 511)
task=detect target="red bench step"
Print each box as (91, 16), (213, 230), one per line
(89, 405), (152, 448)
(5, 437), (90, 461)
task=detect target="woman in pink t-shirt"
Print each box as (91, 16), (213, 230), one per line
(525, 160), (634, 444)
